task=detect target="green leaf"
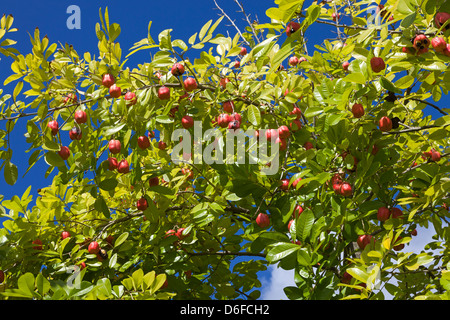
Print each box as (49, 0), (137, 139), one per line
(98, 178), (118, 191)
(266, 242), (300, 263)
(4, 160), (18, 185)
(199, 19), (212, 41)
(379, 76), (402, 94)
(114, 232), (129, 248)
(395, 75), (414, 89)
(109, 253), (118, 268)
(17, 272), (35, 297)
(94, 196), (110, 218)
(36, 273), (50, 296)
(247, 105), (261, 126)
(346, 267), (369, 284)
(343, 73), (366, 84)
(109, 23), (121, 42)
(296, 209), (315, 242)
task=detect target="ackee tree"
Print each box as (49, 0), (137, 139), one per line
(0, 0), (450, 300)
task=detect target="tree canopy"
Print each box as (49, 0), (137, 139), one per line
(0, 0), (450, 300)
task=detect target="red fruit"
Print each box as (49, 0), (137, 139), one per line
(124, 91), (137, 106)
(256, 213), (270, 228)
(109, 139), (121, 154)
(292, 177), (302, 189)
(443, 44), (450, 57)
(293, 205), (303, 218)
(228, 120), (240, 130)
(342, 271), (352, 284)
(342, 61), (350, 71)
(217, 113), (231, 128)
(158, 86), (170, 100)
(393, 237), (404, 251)
(61, 231), (71, 240)
(357, 234), (373, 250)
(176, 228), (187, 240)
(431, 37), (447, 52)
(290, 119), (302, 131)
(58, 146), (70, 160)
(137, 136), (150, 150)
(391, 207), (403, 219)
(64, 93), (77, 104)
(370, 57), (386, 73)
(0, 270), (5, 284)
(165, 229), (177, 238)
(411, 229), (417, 236)
(149, 176), (159, 187)
(265, 129), (279, 141)
(77, 261), (86, 270)
(286, 21), (300, 37)
(340, 182), (353, 197)
(280, 179), (290, 191)
(413, 34), (430, 54)
(47, 120), (59, 135)
(234, 60), (241, 68)
(351, 103), (365, 118)
(230, 113), (241, 122)
(289, 106), (302, 119)
(74, 110), (87, 124)
(288, 219), (294, 231)
(107, 157), (118, 170)
(183, 77), (198, 92)
(181, 115), (194, 129)
(278, 125), (291, 139)
(117, 159), (130, 174)
(69, 126), (82, 140)
(239, 47), (247, 56)
(331, 173), (342, 185)
(181, 167), (194, 179)
(136, 198), (148, 211)
(435, 12), (450, 30)
(431, 149), (441, 162)
(219, 77), (230, 89)
(304, 141), (314, 150)
(109, 84), (122, 98)
(289, 56), (299, 66)
(333, 182), (342, 194)
(88, 241), (100, 254)
(371, 145), (379, 155)
(102, 73), (115, 88)
(32, 238), (43, 250)
(171, 63), (185, 76)
(223, 101), (235, 113)
(298, 57), (307, 63)
(379, 116), (392, 132)
(148, 130), (155, 139)
(332, 12), (340, 22)
(158, 141), (167, 150)
(276, 137), (287, 151)
(377, 207), (391, 221)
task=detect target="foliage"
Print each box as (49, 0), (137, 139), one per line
(0, 0), (450, 300)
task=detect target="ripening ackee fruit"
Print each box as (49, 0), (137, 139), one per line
(370, 57), (386, 73)
(109, 84), (122, 98)
(286, 21), (300, 37)
(256, 213), (270, 228)
(158, 86), (170, 100)
(183, 77), (198, 92)
(102, 73), (115, 88)
(171, 63), (185, 76)
(351, 103), (365, 118)
(74, 110), (87, 124)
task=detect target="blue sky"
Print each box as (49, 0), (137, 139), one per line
(0, 0), (446, 300)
